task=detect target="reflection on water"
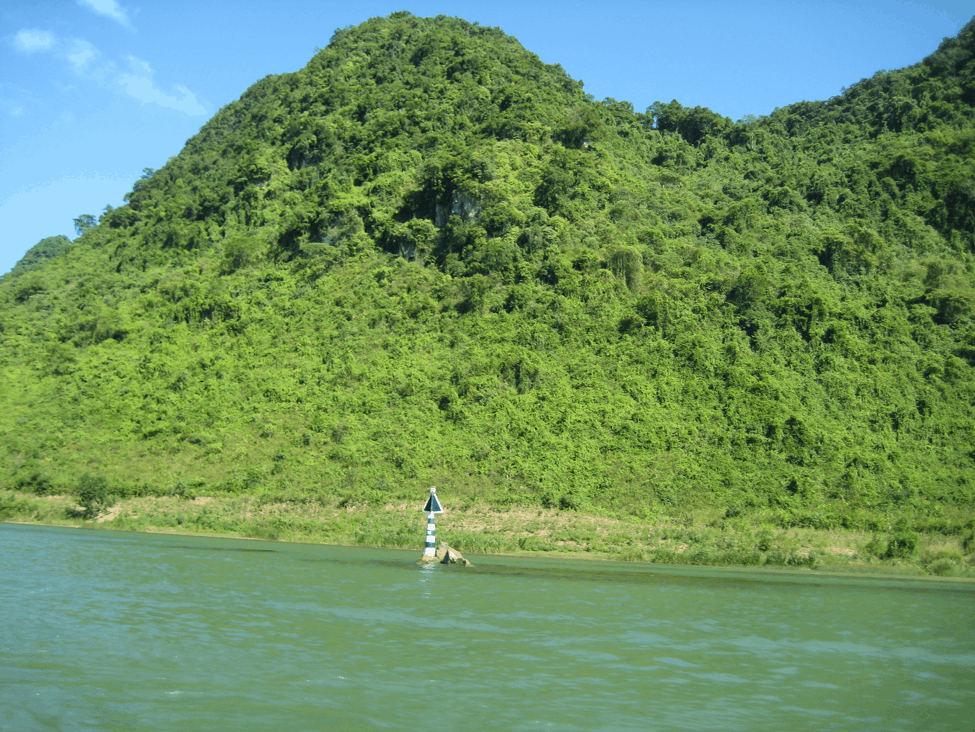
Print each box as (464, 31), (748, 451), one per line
(1, 523), (973, 732)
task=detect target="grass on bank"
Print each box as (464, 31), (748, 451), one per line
(3, 489), (973, 578)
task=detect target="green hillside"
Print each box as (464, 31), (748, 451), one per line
(2, 12), (974, 539)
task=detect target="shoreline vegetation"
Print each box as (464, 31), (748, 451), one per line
(3, 490), (972, 579)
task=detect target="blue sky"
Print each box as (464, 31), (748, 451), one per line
(1, 0), (971, 275)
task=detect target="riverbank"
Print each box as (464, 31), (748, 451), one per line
(2, 490), (973, 578)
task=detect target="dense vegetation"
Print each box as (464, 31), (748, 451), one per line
(2, 13), (973, 549)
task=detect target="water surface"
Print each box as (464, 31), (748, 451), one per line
(2, 523), (973, 731)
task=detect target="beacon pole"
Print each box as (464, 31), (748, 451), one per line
(422, 486), (444, 557)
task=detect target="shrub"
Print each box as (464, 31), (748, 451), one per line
(863, 537), (888, 558)
(519, 536), (554, 552)
(725, 503), (744, 519)
(718, 548), (764, 566)
(927, 559), (954, 576)
(618, 547), (646, 562)
(246, 521), (282, 541)
(787, 551), (818, 569)
(764, 549), (789, 566)
(962, 529), (975, 553)
(789, 509), (837, 530)
(558, 489), (589, 511)
(922, 550), (964, 576)
(77, 474), (114, 519)
(337, 487), (387, 509)
(0, 494), (37, 520)
(15, 471), (55, 495)
(884, 531), (920, 559)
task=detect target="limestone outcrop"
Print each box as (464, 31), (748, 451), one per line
(417, 542), (473, 566)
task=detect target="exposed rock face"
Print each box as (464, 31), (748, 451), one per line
(417, 542), (473, 566)
(438, 542), (473, 566)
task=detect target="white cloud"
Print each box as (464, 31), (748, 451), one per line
(67, 40), (98, 69)
(14, 29), (57, 52)
(126, 55), (153, 74)
(77, 0), (131, 27)
(118, 60), (206, 116)
(11, 32), (204, 118)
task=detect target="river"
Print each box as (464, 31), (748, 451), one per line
(1, 523), (972, 731)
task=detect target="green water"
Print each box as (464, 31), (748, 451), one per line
(1, 523), (973, 731)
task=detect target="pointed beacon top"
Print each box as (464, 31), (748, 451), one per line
(422, 486), (443, 514)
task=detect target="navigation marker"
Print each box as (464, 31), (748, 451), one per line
(422, 487), (443, 557)
(422, 486), (443, 514)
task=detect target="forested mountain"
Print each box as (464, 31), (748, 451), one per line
(2, 12), (974, 529)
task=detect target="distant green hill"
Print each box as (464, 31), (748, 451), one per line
(4, 235), (71, 279)
(2, 12), (973, 529)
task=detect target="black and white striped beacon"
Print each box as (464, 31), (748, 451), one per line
(422, 487), (444, 557)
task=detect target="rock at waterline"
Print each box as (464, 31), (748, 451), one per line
(417, 542), (474, 567)
(439, 543), (474, 566)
